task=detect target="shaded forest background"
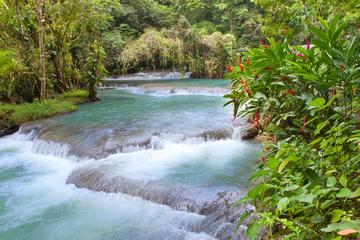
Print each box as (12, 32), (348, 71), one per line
(0, 0), (359, 102)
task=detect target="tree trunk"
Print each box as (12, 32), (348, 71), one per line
(88, 83), (98, 102)
(37, 0), (46, 100)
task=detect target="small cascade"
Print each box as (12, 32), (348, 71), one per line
(114, 86), (229, 97)
(66, 166), (254, 240)
(31, 139), (71, 158)
(104, 70), (192, 81)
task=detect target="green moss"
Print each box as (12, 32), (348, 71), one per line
(0, 89), (89, 127)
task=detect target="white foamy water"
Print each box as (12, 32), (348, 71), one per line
(0, 79), (261, 240)
(115, 86), (229, 97)
(104, 71), (192, 81)
(0, 134), (217, 240)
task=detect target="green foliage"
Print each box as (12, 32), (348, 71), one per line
(226, 16), (360, 239)
(252, 0), (360, 43)
(0, 90), (88, 127)
(119, 28), (185, 72)
(0, 0), (111, 102)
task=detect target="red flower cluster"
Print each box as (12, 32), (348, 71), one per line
(286, 89), (296, 96)
(296, 53), (305, 58)
(260, 40), (269, 49)
(306, 38), (311, 50)
(239, 63), (244, 72)
(261, 155), (267, 163)
(246, 59), (251, 65)
(241, 79), (251, 97)
(225, 66), (233, 72)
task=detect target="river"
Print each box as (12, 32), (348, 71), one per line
(0, 79), (261, 240)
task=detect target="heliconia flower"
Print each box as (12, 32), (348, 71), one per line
(306, 38), (311, 50)
(241, 79), (248, 87)
(245, 88), (251, 97)
(239, 63), (244, 72)
(225, 66), (233, 72)
(260, 40), (269, 49)
(246, 59), (251, 65)
(265, 66), (273, 71)
(287, 89), (296, 96)
(300, 117), (308, 135)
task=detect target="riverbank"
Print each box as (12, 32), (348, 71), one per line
(0, 90), (90, 137)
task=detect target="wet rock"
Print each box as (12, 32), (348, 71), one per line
(30, 128), (232, 160)
(0, 124), (19, 138)
(19, 122), (43, 136)
(240, 127), (258, 140)
(66, 166), (254, 240)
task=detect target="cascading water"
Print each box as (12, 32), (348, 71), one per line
(0, 79), (261, 240)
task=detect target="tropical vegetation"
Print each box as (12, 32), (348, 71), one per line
(225, 16), (360, 239)
(0, 0), (359, 238)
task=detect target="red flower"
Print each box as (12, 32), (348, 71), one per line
(241, 79), (248, 87)
(265, 66), (273, 71)
(296, 53), (305, 58)
(299, 117), (308, 135)
(260, 40), (269, 49)
(261, 156), (267, 163)
(287, 89), (296, 96)
(246, 59), (251, 65)
(225, 66), (233, 72)
(241, 79), (251, 97)
(239, 63), (244, 72)
(306, 38), (311, 50)
(253, 70), (259, 78)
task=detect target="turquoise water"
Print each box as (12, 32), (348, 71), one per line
(0, 79), (261, 240)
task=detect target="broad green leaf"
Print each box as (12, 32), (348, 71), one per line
(310, 137), (323, 145)
(309, 97), (326, 108)
(321, 220), (360, 232)
(277, 197), (290, 212)
(248, 184), (267, 198)
(268, 157), (280, 172)
(339, 174), (348, 187)
(283, 184), (300, 192)
(278, 158), (289, 173)
(292, 194), (314, 203)
(315, 121), (329, 135)
(327, 177), (337, 187)
(247, 221), (262, 240)
(335, 188), (360, 198)
(249, 170), (269, 181)
(318, 17), (330, 32)
(310, 27), (329, 42)
(331, 209), (346, 223)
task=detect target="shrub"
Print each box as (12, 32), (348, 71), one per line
(226, 16), (360, 239)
